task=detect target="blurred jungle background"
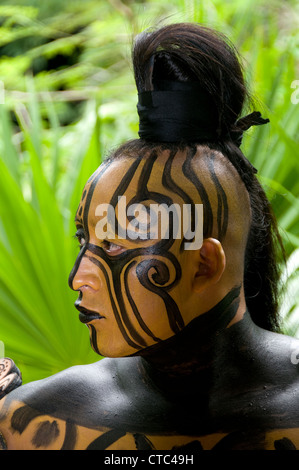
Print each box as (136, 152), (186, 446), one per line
(0, 0), (298, 384)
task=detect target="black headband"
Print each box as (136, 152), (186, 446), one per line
(137, 80), (269, 147)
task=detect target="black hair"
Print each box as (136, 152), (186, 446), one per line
(113, 23), (285, 332)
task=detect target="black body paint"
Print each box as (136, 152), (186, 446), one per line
(2, 149), (297, 450)
(10, 405), (43, 434)
(2, 286), (299, 449)
(86, 429), (126, 450)
(274, 438), (297, 450)
(60, 420), (77, 450)
(31, 420), (59, 448)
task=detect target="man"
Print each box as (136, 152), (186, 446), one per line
(1, 143), (299, 450)
(1, 22), (299, 450)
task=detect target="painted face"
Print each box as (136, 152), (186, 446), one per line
(68, 143), (239, 357)
(68, 149), (205, 357)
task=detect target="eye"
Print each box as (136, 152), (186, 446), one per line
(74, 228), (86, 249)
(102, 240), (125, 255)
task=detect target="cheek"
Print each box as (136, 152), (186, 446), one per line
(127, 275), (171, 336)
(126, 258), (185, 339)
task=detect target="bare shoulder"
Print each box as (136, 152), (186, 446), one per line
(0, 357), (124, 417)
(0, 356), (176, 450)
(0, 358), (137, 450)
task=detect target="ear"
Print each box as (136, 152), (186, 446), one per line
(192, 238), (226, 293)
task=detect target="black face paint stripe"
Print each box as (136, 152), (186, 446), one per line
(110, 260), (149, 348)
(136, 258), (184, 334)
(128, 151), (174, 217)
(110, 156), (143, 207)
(162, 148), (195, 219)
(124, 260), (162, 343)
(162, 149), (197, 251)
(132, 152), (179, 252)
(86, 253), (142, 350)
(207, 153), (229, 240)
(89, 323), (102, 355)
(137, 150), (158, 195)
(134, 150), (173, 206)
(68, 243), (88, 290)
(68, 160), (113, 289)
(86, 252), (148, 348)
(124, 153), (176, 256)
(83, 161), (113, 241)
(109, 156), (143, 236)
(182, 146), (213, 238)
(87, 242), (183, 338)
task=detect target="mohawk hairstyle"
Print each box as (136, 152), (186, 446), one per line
(113, 23), (285, 332)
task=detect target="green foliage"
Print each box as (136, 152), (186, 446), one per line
(0, 0), (298, 383)
(0, 95), (103, 383)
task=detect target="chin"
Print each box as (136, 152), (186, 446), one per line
(87, 324), (164, 358)
(89, 335), (141, 358)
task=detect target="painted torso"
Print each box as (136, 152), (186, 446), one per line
(1, 312), (299, 450)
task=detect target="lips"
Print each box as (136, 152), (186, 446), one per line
(75, 302), (104, 324)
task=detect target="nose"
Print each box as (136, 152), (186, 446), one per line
(68, 253), (102, 292)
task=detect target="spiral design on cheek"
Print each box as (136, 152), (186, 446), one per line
(82, 248), (184, 351)
(134, 254), (184, 334)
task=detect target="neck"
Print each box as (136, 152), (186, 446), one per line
(138, 286), (243, 394)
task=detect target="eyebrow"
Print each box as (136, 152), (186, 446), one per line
(74, 215), (84, 226)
